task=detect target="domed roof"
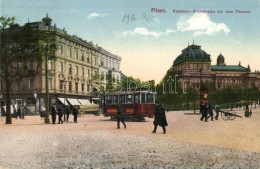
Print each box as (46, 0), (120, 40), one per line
(217, 53), (224, 60)
(173, 44), (211, 65)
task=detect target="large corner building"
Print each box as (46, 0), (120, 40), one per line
(0, 15), (122, 113)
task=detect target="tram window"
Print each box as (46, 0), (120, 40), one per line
(141, 93), (146, 103)
(146, 93), (153, 103)
(119, 95), (125, 103)
(106, 96), (112, 104)
(113, 95), (118, 103)
(134, 94), (140, 104)
(126, 94), (133, 103)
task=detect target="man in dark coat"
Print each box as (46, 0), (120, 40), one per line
(214, 104), (220, 120)
(152, 103), (167, 134)
(66, 106), (70, 122)
(117, 103), (126, 129)
(51, 105), (57, 124)
(200, 104), (208, 122)
(58, 106), (63, 124)
(208, 104), (214, 121)
(73, 107), (78, 123)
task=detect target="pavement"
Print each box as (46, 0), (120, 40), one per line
(0, 106), (259, 168)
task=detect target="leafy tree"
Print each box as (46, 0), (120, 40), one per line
(0, 16), (56, 124)
(156, 68), (183, 110)
(0, 16), (42, 124)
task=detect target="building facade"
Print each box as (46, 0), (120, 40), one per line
(0, 15), (122, 113)
(172, 43), (260, 90)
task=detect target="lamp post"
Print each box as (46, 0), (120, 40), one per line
(34, 91), (37, 115)
(61, 80), (67, 121)
(44, 42), (50, 123)
(199, 68), (202, 113)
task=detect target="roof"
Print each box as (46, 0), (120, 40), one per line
(173, 44), (211, 66)
(217, 53), (224, 60)
(211, 65), (249, 72)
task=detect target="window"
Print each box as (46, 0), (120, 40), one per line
(81, 53), (84, 61)
(113, 95), (118, 103)
(68, 48), (72, 57)
(58, 45), (63, 55)
(59, 62), (63, 72)
(59, 80), (63, 90)
(101, 71), (104, 80)
(69, 82), (72, 92)
(81, 68), (84, 77)
(86, 55), (90, 63)
(119, 95), (125, 103)
(75, 51), (78, 59)
(81, 83), (84, 92)
(29, 60), (34, 70)
(86, 69), (90, 78)
(146, 93), (154, 103)
(126, 94), (133, 103)
(48, 78), (52, 89)
(16, 62), (22, 70)
(75, 82), (78, 92)
(68, 64), (72, 74)
(48, 60), (51, 70)
(100, 59), (104, 66)
(95, 57), (97, 65)
(75, 66), (78, 76)
(87, 83), (90, 92)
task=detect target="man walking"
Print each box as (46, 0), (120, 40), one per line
(200, 104), (208, 122)
(152, 103), (167, 134)
(208, 104), (214, 121)
(73, 107), (78, 123)
(117, 102), (126, 129)
(58, 106), (63, 124)
(51, 105), (57, 124)
(66, 106), (70, 122)
(215, 104), (219, 120)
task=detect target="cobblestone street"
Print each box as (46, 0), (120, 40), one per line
(0, 107), (260, 168)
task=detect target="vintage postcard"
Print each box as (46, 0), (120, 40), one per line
(0, 0), (260, 168)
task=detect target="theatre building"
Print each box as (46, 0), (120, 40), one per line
(172, 44), (260, 90)
(0, 15), (122, 114)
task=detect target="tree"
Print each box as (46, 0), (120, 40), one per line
(0, 16), (42, 124)
(0, 16), (56, 124)
(156, 68), (183, 110)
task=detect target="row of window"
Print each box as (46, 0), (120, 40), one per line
(176, 63), (209, 70)
(58, 45), (98, 65)
(59, 81), (90, 93)
(100, 58), (120, 71)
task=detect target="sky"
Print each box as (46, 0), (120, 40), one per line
(1, 0), (260, 83)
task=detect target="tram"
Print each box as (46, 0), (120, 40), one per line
(102, 90), (156, 121)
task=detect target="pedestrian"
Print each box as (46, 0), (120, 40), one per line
(200, 104), (208, 122)
(152, 103), (167, 134)
(51, 105), (57, 124)
(214, 104), (220, 120)
(21, 106), (25, 119)
(73, 107), (78, 123)
(58, 106), (63, 124)
(17, 105), (22, 119)
(66, 106), (70, 122)
(208, 104), (214, 121)
(117, 102), (126, 129)
(245, 105), (250, 117)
